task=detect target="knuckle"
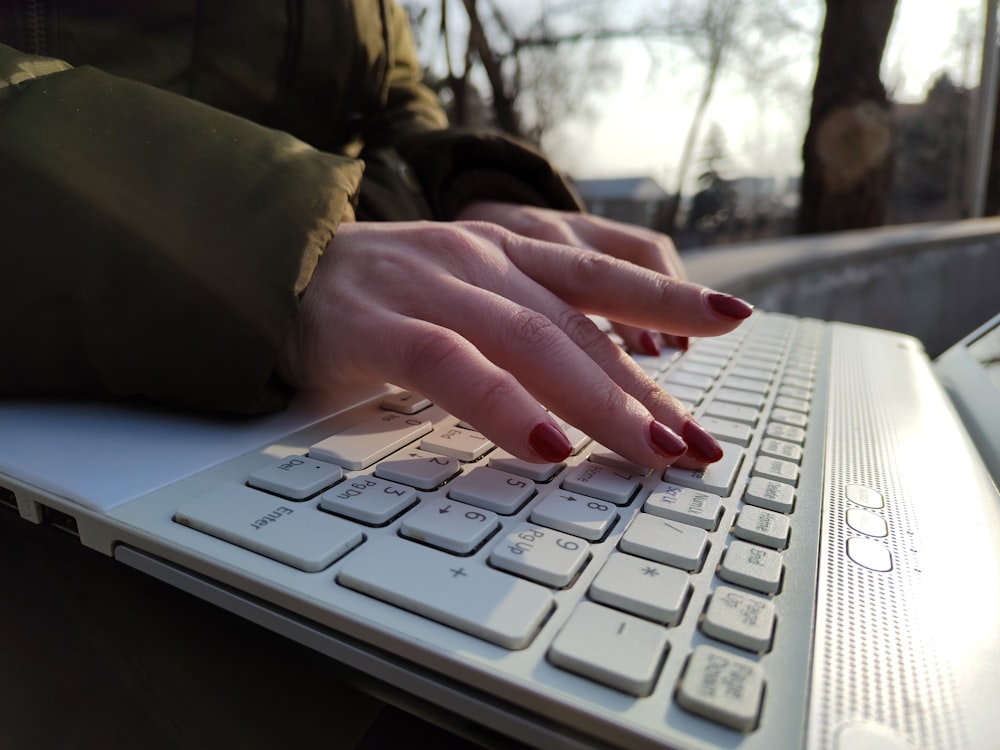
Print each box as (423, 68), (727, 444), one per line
(633, 242), (665, 269)
(589, 382), (632, 420)
(403, 326), (469, 378)
(570, 250), (622, 283)
(561, 311), (611, 352)
(508, 307), (562, 354)
(635, 377), (669, 411)
(470, 370), (523, 417)
(654, 275), (682, 309)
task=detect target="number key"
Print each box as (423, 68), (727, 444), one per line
(489, 523), (590, 588)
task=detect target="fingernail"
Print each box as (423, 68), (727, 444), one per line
(639, 330), (661, 357)
(662, 334), (689, 352)
(682, 420), (725, 463)
(649, 420), (687, 458)
(707, 292), (754, 321)
(528, 422), (573, 463)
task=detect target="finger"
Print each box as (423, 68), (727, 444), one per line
(421, 279), (704, 469)
(611, 324), (689, 356)
(565, 214), (687, 280)
(373, 313), (576, 464)
(456, 271), (724, 468)
(502, 234), (752, 336)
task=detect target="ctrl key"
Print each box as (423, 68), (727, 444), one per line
(676, 645), (765, 731)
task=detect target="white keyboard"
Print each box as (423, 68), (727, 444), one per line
(163, 312), (826, 749)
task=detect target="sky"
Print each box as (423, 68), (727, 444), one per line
(537, 0), (984, 193)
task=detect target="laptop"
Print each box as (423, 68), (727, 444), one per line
(2, 309), (999, 750)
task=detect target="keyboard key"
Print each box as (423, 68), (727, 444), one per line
(548, 601), (669, 696)
(337, 537), (553, 649)
(556, 420), (592, 455)
(488, 450), (564, 482)
(758, 437), (803, 464)
(588, 446), (652, 476)
(740, 352), (781, 370)
(619, 513), (709, 572)
(678, 360), (722, 377)
(310, 412), (432, 470)
(631, 348), (682, 374)
(713, 388), (766, 409)
(721, 375), (770, 394)
(744, 476), (796, 513)
(733, 506), (790, 549)
(751, 455), (799, 485)
(175, 485), (363, 572)
(677, 645), (765, 731)
(420, 426), (495, 461)
(380, 390), (432, 414)
(561, 462), (641, 505)
(778, 385), (812, 401)
(782, 375), (813, 390)
(399, 497), (500, 554)
(664, 441), (744, 496)
(588, 552), (691, 625)
(728, 365), (773, 381)
(699, 416), (752, 447)
(702, 586), (776, 652)
(659, 383), (706, 406)
(718, 540), (783, 593)
(375, 448), (460, 490)
(489, 523), (590, 588)
(663, 371), (714, 390)
(447, 467), (535, 514)
(703, 401), (760, 425)
(685, 351), (729, 369)
(529, 489), (618, 541)
(644, 482), (722, 530)
(764, 423), (806, 445)
(247, 455), (343, 499)
(774, 395), (810, 413)
(693, 340), (738, 357)
(769, 408), (808, 428)
(319, 475), (416, 525)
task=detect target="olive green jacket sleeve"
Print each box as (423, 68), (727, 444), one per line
(0, 44), (364, 413)
(357, 0), (584, 221)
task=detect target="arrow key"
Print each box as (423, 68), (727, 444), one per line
(400, 497), (500, 554)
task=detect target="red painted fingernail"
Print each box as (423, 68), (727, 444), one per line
(528, 422), (573, 463)
(649, 420), (687, 458)
(639, 330), (661, 357)
(682, 420), (725, 463)
(707, 292), (754, 320)
(663, 334), (689, 352)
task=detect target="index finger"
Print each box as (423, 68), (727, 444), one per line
(502, 235), (753, 337)
(563, 213), (687, 281)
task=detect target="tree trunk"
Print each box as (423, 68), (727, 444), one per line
(461, 0), (523, 137)
(798, 0), (897, 234)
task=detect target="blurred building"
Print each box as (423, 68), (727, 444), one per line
(572, 176), (672, 230)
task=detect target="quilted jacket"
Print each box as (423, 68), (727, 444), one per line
(0, 0), (581, 412)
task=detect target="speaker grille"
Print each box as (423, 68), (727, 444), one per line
(809, 333), (966, 749)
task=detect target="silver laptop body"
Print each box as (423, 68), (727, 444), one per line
(2, 310), (999, 750)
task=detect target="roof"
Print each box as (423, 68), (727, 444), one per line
(572, 176), (670, 202)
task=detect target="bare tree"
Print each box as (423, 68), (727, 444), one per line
(406, 1), (667, 142)
(798, 0), (897, 233)
(650, 0), (816, 233)
(406, 0), (814, 235)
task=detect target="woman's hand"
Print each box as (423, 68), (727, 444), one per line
(278, 220), (753, 470)
(456, 201), (692, 355)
